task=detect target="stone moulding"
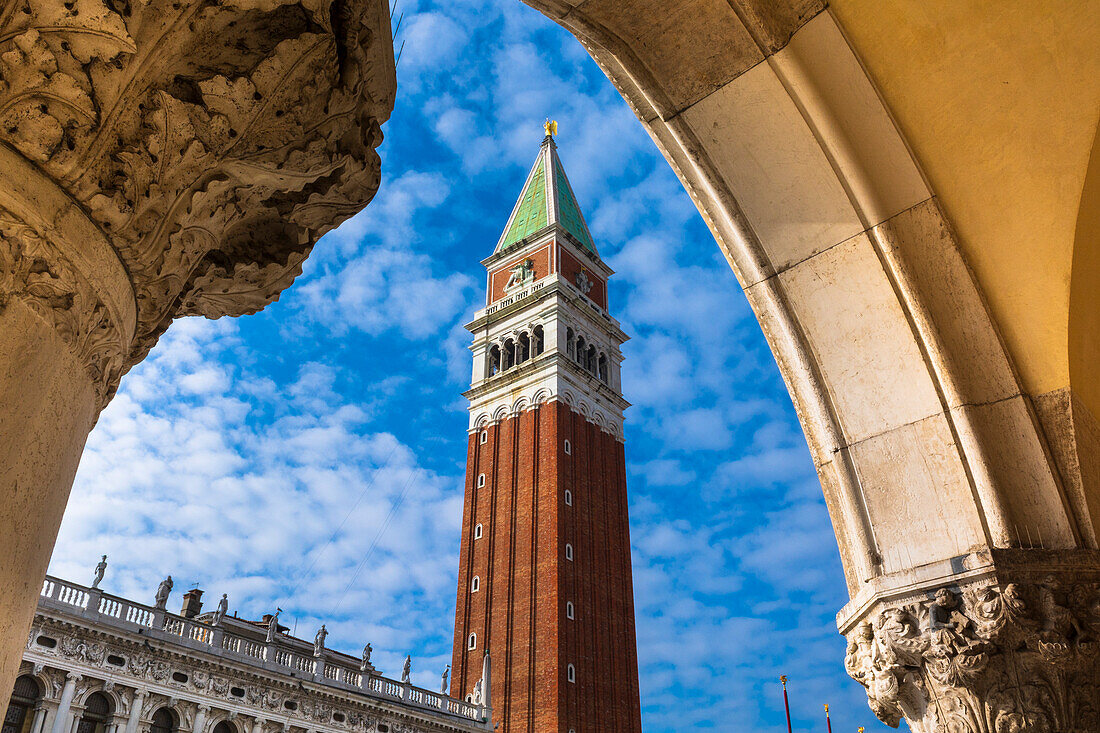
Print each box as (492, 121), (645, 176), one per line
(843, 550), (1100, 731)
(0, 0), (397, 407)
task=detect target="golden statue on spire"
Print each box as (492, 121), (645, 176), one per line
(544, 118), (558, 137)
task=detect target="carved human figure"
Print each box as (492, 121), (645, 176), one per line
(212, 594), (228, 627)
(440, 666), (449, 694)
(314, 625), (327, 656)
(401, 655), (411, 684)
(91, 555), (107, 589)
(575, 270), (593, 295)
(505, 259), (534, 290)
(361, 643), (372, 669)
(266, 609), (281, 643)
(844, 622), (876, 688)
(1038, 574), (1088, 642)
(472, 678), (483, 706)
(154, 576), (173, 610)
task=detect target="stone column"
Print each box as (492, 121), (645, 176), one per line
(190, 705), (208, 733)
(250, 718), (265, 733)
(122, 690), (146, 733)
(31, 704), (48, 733)
(48, 673), (79, 733)
(0, 0), (396, 698)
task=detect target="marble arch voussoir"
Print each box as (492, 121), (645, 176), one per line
(522, 0), (1100, 729)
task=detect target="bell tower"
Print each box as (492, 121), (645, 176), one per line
(450, 126), (642, 732)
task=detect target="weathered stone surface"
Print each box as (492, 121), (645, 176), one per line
(0, 0), (396, 407)
(843, 551), (1100, 731)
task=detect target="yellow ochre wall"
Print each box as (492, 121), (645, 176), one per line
(830, 0), (1100, 412)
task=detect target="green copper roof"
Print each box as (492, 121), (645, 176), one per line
(496, 136), (598, 256)
(554, 163), (595, 253)
(500, 157), (548, 248)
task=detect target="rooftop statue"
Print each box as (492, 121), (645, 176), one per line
(154, 576), (173, 610)
(91, 555), (107, 590)
(212, 594), (228, 627)
(266, 608), (282, 643)
(314, 625), (328, 656)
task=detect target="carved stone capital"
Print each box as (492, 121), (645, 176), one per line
(843, 551), (1100, 731)
(0, 0), (396, 407)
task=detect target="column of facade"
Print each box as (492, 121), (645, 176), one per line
(48, 673), (79, 733)
(122, 690), (146, 733)
(30, 703), (48, 733)
(190, 705), (208, 733)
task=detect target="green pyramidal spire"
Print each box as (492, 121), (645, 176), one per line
(495, 128), (598, 256)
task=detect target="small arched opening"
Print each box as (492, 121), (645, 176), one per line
(488, 344), (501, 377)
(150, 709), (178, 733)
(533, 325), (544, 356)
(75, 693), (112, 733)
(3, 675), (42, 733)
(517, 332), (531, 364)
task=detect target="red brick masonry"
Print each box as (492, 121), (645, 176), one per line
(450, 401), (641, 732)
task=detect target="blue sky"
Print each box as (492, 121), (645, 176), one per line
(48, 2), (892, 731)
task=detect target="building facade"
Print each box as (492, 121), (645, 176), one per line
(449, 128), (642, 732)
(5, 575), (488, 733)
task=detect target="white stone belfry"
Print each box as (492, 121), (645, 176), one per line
(465, 132), (629, 439)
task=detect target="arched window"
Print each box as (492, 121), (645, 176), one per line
(518, 332), (530, 364)
(471, 576), (480, 593)
(586, 344), (597, 374)
(564, 439), (572, 455)
(150, 709), (177, 733)
(566, 601), (574, 620)
(76, 693), (112, 733)
(598, 354), (608, 383)
(213, 721), (236, 733)
(575, 336), (586, 365)
(477, 473), (486, 488)
(474, 523), (483, 540)
(488, 345), (501, 377)
(564, 489), (573, 506)
(479, 430), (488, 444)
(565, 543), (573, 561)
(567, 664), (576, 683)
(467, 633), (477, 650)
(566, 328), (575, 359)
(502, 339), (515, 370)
(4, 675), (41, 733)
(533, 326), (544, 356)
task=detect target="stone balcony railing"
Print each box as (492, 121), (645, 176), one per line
(38, 576), (486, 727)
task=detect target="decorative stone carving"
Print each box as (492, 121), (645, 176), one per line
(0, 0), (395, 407)
(845, 574), (1100, 731)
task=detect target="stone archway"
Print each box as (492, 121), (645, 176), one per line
(522, 1), (1100, 729)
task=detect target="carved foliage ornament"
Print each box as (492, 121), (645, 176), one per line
(0, 0), (395, 405)
(845, 578), (1100, 731)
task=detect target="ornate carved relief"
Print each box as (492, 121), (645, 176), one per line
(846, 576), (1100, 731)
(0, 0), (395, 405)
(0, 211), (126, 403)
(28, 619), (421, 733)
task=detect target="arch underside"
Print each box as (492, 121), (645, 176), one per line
(522, 0), (1100, 616)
